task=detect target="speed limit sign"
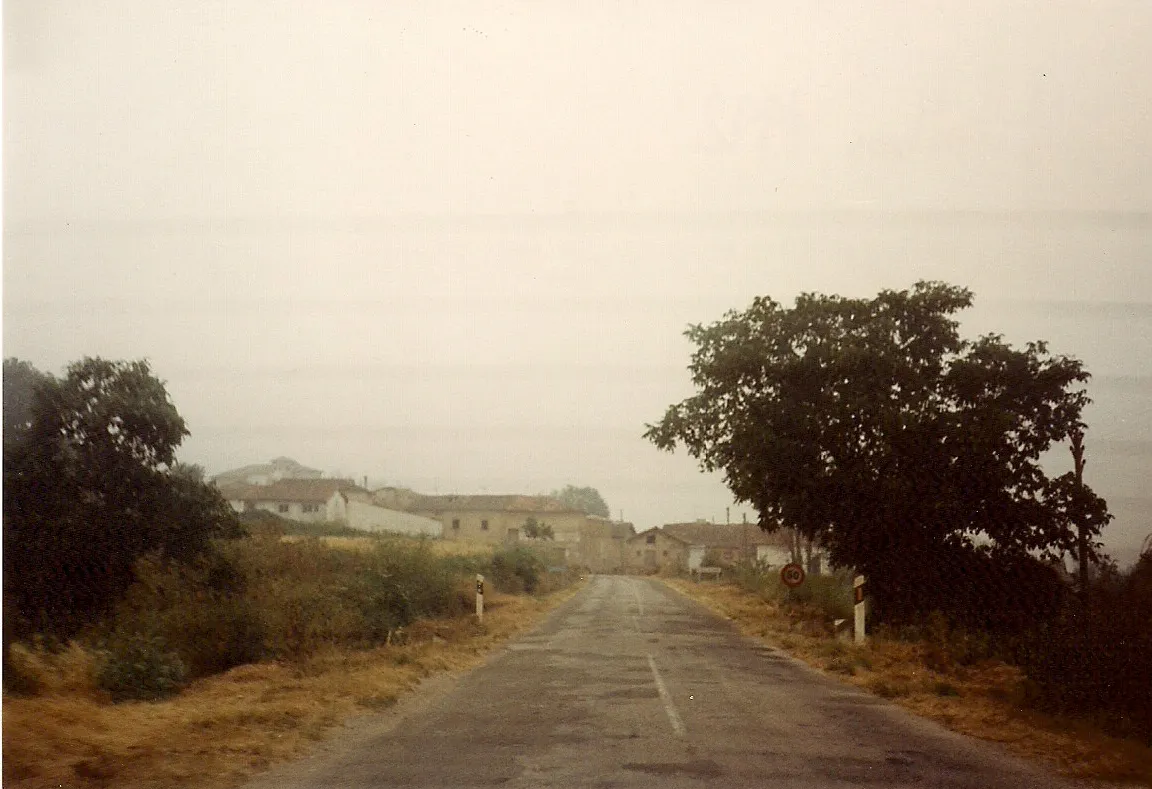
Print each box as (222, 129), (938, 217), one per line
(780, 563), (806, 588)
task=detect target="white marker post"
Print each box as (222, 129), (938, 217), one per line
(853, 575), (867, 645)
(476, 574), (485, 623)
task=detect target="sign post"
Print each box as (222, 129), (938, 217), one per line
(853, 575), (867, 644)
(476, 574), (485, 623)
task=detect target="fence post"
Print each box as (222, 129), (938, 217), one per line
(476, 574), (485, 623)
(853, 575), (867, 645)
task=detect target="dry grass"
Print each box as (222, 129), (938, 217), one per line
(280, 534), (496, 558)
(2, 584), (582, 789)
(663, 578), (1152, 786)
(427, 539), (497, 558)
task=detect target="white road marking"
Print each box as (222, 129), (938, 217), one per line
(647, 654), (686, 737)
(631, 583), (645, 617)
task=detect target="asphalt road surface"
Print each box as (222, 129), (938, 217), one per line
(249, 576), (1083, 789)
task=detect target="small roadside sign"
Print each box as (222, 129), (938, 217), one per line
(780, 563), (806, 588)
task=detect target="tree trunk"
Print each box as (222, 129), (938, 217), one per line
(1070, 429), (1089, 601)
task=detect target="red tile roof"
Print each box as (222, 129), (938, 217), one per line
(660, 522), (793, 549)
(408, 494), (581, 514)
(626, 527), (692, 545)
(218, 478), (360, 504)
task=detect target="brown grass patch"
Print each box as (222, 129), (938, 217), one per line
(662, 578), (1152, 786)
(427, 539), (497, 558)
(2, 584), (582, 789)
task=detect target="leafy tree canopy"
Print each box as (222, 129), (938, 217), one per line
(550, 484), (610, 518)
(3, 358), (241, 642)
(645, 282), (1108, 616)
(522, 516), (554, 540)
(3, 357), (54, 450)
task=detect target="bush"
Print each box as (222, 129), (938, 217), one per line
(867, 544), (1068, 635)
(95, 632), (187, 702)
(488, 547), (547, 593)
(16, 530), (558, 697)
(345, 541), (470, 642)
(1018, 558), (1152, 741)
(107, 550), (266, 678)
(729, 562), (854, 624)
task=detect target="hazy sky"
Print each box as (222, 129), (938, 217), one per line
(4, 2), (1151, 562)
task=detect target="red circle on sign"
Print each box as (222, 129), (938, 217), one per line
(780, 563), (806, 588)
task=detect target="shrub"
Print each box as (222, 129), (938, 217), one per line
(95, 632), (187, 702)
(867, 544), (1068, 635)
(346, 541), (469, 642)
(1018, 557), (1152, 741)
(108, 550), (266, 678)
(489, 547), (545, 593)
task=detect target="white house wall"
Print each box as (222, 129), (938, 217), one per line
(687, 546), (707, 571)
(756, 545), (793, 567)
(326, 492), (349, 522)
(345, 500), (443, 537)
(253, 501), (327, 522)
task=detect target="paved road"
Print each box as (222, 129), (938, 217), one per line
(250, 576), (1083, 788)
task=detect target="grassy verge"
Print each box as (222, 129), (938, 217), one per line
(3, 584), (582, 789)
(662, 577), (1152, 786)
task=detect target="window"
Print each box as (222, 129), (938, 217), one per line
(481, 519), (489, 531)
(646, 534), (656, 544)
(636, 550), (642, 556)
(277, 504), (289, 513)
(663, 550), (669, 557)
(302, 504), (318, 513)
(452, 519), (460, 530)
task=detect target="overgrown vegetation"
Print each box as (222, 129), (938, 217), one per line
(239, 509), (364, 538)
(3, 357), (241, 669)
(3, 531), (573, 703)
(1018, 555), (1152, 741)
(3, 584), (581, 789)
(697, 555), (1152, 744)
(726, 561), (855, 623)
(667, 575), (1152, 784)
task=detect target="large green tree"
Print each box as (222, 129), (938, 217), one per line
(645, 282), (1108, 624)
(550, 485), (610, 518)
(3, 357), (53, 450)
(3, 358), (240, 643)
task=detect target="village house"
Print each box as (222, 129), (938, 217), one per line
(579, 517), (636, 573)
(401, 493), (588, 547)
(624, 528), (691, 574)
(331, 489), (442, 537)
(375, 490), (633, 571)
(220, 478), (360, 523)
(219, 478), (442, 537)
(621, 522), (821, 575)
(661, 522), (800, 571)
